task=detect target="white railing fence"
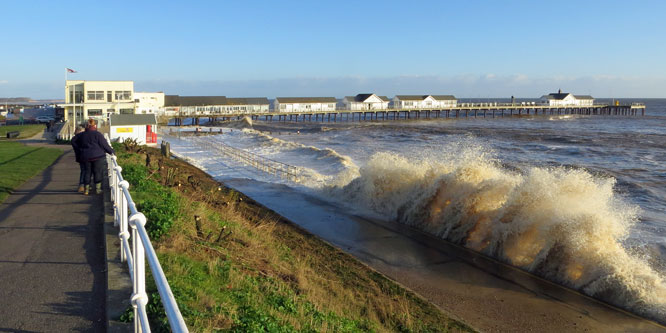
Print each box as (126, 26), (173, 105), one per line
(107, 150), (188, 332)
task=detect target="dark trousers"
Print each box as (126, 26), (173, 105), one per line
(84, 158), (106, 186)
(78, 162), (85, 185)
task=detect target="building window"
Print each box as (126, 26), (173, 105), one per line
(115, 91), (132, 100)
(88, 109), (103, 116)
(119, 108), (134, 114)
(107, 108), (115, 114)
(70, 90), (84, 103)
(87, 91), (104, 101)
(107, 91), (112, 102)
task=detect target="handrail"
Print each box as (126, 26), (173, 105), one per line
(106, 136), (188, 333)
(186, 135), (299, 182)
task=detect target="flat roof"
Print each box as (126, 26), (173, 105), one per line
(110, 114), (157, 126)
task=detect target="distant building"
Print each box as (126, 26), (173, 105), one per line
(134, 92), (165, 114)
(164, 95), (269, 115)
(392, 95), (457, 109)
(541, 90), (594, 106)
(109, 114), (158, 145)
(343, 94), (390, 110)
(225, 97), (270, 113)
(63, 80), (136, 123)
(274, 97), (337, 113)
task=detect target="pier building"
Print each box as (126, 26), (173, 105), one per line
(343, 94), (390, 110)
(274, 97), (337, 113)
(164, 95), (270, 116)
(393, 95), (457, 109)
(540, 90), (594, 106)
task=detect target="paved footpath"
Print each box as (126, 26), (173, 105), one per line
(0, 133), (106, 332)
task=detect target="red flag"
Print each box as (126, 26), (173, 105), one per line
(67, 68), (77, 73)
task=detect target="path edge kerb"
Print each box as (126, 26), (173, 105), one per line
(103, 163), (133, 332)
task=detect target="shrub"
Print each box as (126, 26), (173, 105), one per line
(119, 161), (180, 240)
(121, 164), (157, 192)
(139, 190), (180, 240)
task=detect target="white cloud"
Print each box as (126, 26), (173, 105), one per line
(0, 80), (8, 84)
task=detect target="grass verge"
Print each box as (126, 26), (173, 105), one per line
(0, 141), (63, 202)
(115, 145), (473, 332)
(0, 124), (45, 139)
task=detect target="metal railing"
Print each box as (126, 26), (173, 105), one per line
(57, 119), (75, 140)
(107, 149), (188, 332)
(187, 136), (299, 182)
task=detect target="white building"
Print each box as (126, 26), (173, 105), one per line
(63, 80), (135, 123)
(109, 114), (158, 145)
(540, 90), (594, 106)
(343, 94), (390, 110)
(134, 92), (165, 114)
(164, 96), (269, 115)
(225, 98), (270, 113)
(274, 97), (337, 113)
(392, 95), (457, 109)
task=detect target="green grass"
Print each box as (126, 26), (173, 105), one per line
(0, 124), (45, 139)
(0, 141), (63, 202)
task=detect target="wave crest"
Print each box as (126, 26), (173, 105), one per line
(327, 148), (666, 321)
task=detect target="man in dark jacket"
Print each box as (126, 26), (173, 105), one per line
(71, 119), (115, 195)
(71, 126), (86, 193)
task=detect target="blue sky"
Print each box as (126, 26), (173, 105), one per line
(1, 0), (665, 98)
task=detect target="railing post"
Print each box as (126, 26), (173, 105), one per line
(114, 166), (123, 228)
(130, 212), (149, 333)
(119, 180), (130, 262)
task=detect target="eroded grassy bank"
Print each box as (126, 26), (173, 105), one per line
(115, 144), (473, 332)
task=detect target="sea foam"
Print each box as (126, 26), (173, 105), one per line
(324, 145), (666, 322)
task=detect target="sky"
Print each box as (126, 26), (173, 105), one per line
(1, 0), (665, 99)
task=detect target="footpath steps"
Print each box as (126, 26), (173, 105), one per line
(0, 142), (107, 331)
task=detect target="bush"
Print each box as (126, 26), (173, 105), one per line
(119, 161), (180, 240)
(121, 164), (158, 192)
(139, 190), (180, 240)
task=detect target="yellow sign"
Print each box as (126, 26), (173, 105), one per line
(116, 127), (134, 133)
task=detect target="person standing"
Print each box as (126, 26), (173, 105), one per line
(71, 119), (115, 195)
(71, 126), (86, 192)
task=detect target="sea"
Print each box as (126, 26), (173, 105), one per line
(164, 98), (666, 323)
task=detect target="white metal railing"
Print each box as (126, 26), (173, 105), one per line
(57, 119), (74, 140)
(186, 136), (299, 182)
(106, 148), (188, 332)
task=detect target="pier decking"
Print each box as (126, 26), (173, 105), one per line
(169, 103), (645, 125)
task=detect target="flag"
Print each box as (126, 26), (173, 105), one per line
(67, 68), (77, 73)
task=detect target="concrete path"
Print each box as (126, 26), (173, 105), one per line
(0, 134), (107, 332)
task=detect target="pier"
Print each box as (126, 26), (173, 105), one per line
(168, 103), (645, 125)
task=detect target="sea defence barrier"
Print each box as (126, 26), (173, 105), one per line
(183, 136), (299, 182)
(169, 103), (645, 125)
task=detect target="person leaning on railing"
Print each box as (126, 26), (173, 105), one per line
(71, 119), (115, 195)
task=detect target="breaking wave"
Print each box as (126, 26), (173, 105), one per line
(241, 129), (360, 186)
(325, 145), (666, 322)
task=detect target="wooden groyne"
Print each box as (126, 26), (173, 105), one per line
(169, 103), (645, 125)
